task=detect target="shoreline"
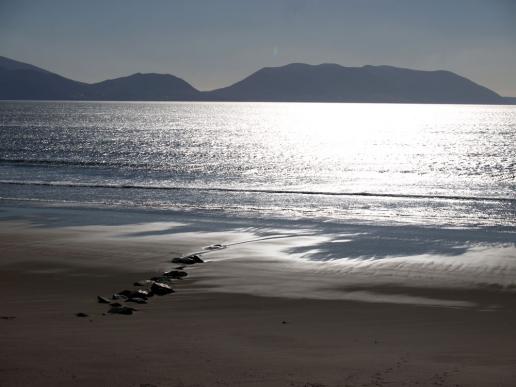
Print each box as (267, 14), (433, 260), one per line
(1, 203), (516, 386)
(1, 202), (515, 294)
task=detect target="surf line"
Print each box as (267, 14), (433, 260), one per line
(0, 180), (514, 203)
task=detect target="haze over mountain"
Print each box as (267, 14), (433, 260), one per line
(0, 56), (513, 104)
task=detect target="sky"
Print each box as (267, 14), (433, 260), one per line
(1, 0), (515, 95)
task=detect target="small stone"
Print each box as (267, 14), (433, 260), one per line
(76, 312), (88, 317)
(112, 293), (128, 300)
(206, 244), (225, 250)
(0, 316), (15, 320)
(171, 255), (203, 265)
(126, 297), (147, 304)
(163, 270), (188, 279)
(189, 254), (204, 263)
(117, 290), (151, 300)
(150, 276), (172, 283)
(97, 296), (111, 304)
(108, 306), (136, 315)
(171, 257), (194, 264)
(151, 282), (174, 296)
(133, 289), (153, 298)
(281, 321), (287, 324)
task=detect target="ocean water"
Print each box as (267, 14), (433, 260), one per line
(0, 101), (515, 227)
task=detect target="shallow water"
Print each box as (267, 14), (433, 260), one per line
(1, 204), (514, 303)
(0, 101), (515, 227)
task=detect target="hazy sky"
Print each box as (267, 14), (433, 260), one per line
(1, 0), (515, 95)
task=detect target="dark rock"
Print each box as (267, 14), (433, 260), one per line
(151, 282), (174, 296)
(112, 293), (128, 300)
(163, 270), (188, 279)
(206, 243), (226, 250)
(117, 290), (151, 300)
(0, 316), (15, 320)
(108, 306), (136, 315)
(97, 296), (111, 304)
(171, 257), (195, 264)
(126, 297), (147, 304)
(133, 289), (153, 298)
(189, 254), (204, 263)
(76, 312), (88, 317)
(150, 276), (172, 283)
(171, 255), (204, 264)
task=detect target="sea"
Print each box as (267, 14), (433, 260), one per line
(0, 101), (515, 228)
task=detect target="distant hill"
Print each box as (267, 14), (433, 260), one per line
(0, 56), (87, 100)
(205, 63), (506, 104)
(0, 56), (201, 101)
(0, 56), (53, 74)
(86, 73), (200, 101)
(0, 55), (514, 104)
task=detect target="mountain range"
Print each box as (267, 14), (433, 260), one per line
(0, 56), (514, 104)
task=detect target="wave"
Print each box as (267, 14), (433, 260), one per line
(0, 158), (153, 169)
(0, 179), (514, 203)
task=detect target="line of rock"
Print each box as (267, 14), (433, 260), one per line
(75, 243), (228, 318)
(104, 254), (204, 315)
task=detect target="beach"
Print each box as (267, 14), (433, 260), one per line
(2, 2), (516, 384)
(1, 204), (515, 387)
(1, 101), (515, 386)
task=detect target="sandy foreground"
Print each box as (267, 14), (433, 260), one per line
(0, 206), (515, 387)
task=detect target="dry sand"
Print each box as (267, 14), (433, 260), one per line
(0, 208), (515, 387)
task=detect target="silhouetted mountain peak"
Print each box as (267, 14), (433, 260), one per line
(87, 72), (200, 101)
(0, 55), (513, 104)
(97, 72), (192, 83)
(206, 62), (503, 103)
(0, 56), (200, 101)
(0, 55), (52, 74)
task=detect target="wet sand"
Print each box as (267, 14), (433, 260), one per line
(1, 207), (516, 386)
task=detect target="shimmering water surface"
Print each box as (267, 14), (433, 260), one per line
(0, 101), (515, 226)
